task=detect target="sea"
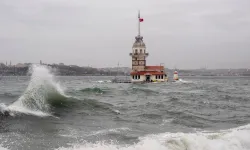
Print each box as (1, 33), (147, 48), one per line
(0, 65), (250, 150)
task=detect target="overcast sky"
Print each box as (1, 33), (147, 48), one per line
(0, 0), (249, 69)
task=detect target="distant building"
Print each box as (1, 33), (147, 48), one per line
(15, 63), (28, 68)
(69, 65), (79, 68)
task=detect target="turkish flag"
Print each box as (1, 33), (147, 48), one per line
(139, 18), (144, 22)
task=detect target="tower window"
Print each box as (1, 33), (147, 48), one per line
(140, 49), (142, 53)
(135, 49), (138, 53)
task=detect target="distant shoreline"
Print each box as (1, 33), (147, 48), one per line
(1, 63), (250, 77)
(0, 74), (250, 79)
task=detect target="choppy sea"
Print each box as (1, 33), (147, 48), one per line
(1, 65), (250, 150)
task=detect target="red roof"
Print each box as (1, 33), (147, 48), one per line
(145, 66), (164, 71)
(130, 71), (165, 75)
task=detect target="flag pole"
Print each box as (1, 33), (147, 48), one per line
(138, 10), (140, 36)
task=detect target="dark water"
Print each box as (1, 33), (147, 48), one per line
(1, 65), (250, 150)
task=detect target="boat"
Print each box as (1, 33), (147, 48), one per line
(129, 11), (168, 83)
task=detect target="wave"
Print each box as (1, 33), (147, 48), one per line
(56, 124), (250, 150)
(179, 79), (192, 83)
(172, 79), (193, 84)
(0, 64), (67, 117)
(88, 127), (131, 137)
(0, 103), (51, 117)
(130, 87), (159, 95)
(80, 87), (106, 94)
(0, 92), (18, 98)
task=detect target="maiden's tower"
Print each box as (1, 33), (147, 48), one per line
(129, 11), (168, 83)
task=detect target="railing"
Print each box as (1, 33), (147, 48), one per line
(129, 53), (149, 56)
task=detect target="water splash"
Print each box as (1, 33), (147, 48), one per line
(5, 64), (66, 117)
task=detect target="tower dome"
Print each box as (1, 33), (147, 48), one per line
(133, 35), (146, 48)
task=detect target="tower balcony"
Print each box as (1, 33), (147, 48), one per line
(129, 53), (149, 57)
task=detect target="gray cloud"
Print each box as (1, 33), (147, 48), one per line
(0, 0), (249, 69)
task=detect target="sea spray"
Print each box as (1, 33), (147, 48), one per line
(57, 124), (250, 150)
(7, 64), (66, 116)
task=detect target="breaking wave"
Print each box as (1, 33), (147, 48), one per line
(172, 79), (193, 84)
(0, 64), (67, 117)
(178, 79), (192, 83)
(57, 124), (250, 150)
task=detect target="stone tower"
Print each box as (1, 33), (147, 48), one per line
(129, 11), (148, 72)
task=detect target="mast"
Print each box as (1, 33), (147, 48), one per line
(138, 10), (141, 36)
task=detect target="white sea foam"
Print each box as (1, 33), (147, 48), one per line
(95, 80), (112, 83)
(88, 127), (131, 136)
(0, 146), (8, 150)
(160, 119), (174, 126)
(56, 124), (250, 150)
(2, 64), (66, 117)
(178, 79), (193, 83)
(0, 137), (9, 150)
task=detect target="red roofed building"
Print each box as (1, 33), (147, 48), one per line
(145, 66), (164, 71)
(129, 11), (168, 83)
